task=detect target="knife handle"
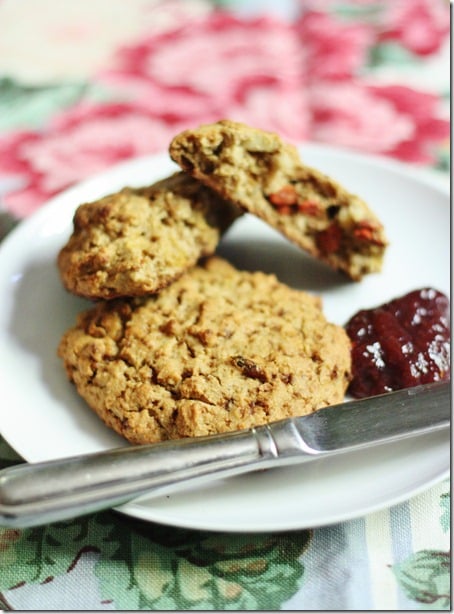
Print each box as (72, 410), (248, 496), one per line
(0, 423), (301, 528)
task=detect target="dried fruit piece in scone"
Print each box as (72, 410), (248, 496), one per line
(58, 172), (242, 299)
(169, 120), (388, 280)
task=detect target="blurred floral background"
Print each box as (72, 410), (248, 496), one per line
(0, 0), (449, 218)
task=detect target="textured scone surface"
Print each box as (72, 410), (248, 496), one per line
(170, 120), (387, 280)
(58, 257), (351, 444)
(57, 172), (241, 299)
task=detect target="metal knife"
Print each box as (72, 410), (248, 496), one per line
(0, 381), (450, 528)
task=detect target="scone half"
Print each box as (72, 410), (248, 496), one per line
(170, 120), (388, 281)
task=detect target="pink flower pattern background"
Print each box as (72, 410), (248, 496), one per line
(0, 0), (449, 217)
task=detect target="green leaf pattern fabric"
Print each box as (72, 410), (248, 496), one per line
(392, 491), (451, 610)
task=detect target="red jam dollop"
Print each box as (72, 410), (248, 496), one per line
(345, 288), (450, 398)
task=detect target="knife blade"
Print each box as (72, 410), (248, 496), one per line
(0, 381), (450, 527)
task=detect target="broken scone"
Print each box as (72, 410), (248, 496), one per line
(58, 257), (351, 445)
(57, 171), (242, 299)
(170, 120), (387, 280)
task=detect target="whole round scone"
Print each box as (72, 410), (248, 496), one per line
(57, 172), (241, 299)
(58, 257), (351, 444)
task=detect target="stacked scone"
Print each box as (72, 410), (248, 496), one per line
(58, 120), (387, 445)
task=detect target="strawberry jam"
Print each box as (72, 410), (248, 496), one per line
(346, 288), (450, 398)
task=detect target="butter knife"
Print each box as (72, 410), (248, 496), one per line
(0, 381), (450, 527)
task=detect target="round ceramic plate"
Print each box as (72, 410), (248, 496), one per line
(0, 145), (449, 532)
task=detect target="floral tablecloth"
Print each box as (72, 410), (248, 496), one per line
(0, 0), (450, 610)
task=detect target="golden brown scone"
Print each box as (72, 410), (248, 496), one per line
(57, 172), (242, 299)
(58, 256), (351, 444)
(169, 120), (388, 280)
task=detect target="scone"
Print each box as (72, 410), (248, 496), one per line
(169, 120), (387, 280)
(58, 257), (351, 444)
(57, 172), (242, 299)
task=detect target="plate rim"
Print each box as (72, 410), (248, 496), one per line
(118, 464), (450, 533)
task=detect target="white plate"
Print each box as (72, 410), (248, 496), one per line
(0, 145), (449, 532)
